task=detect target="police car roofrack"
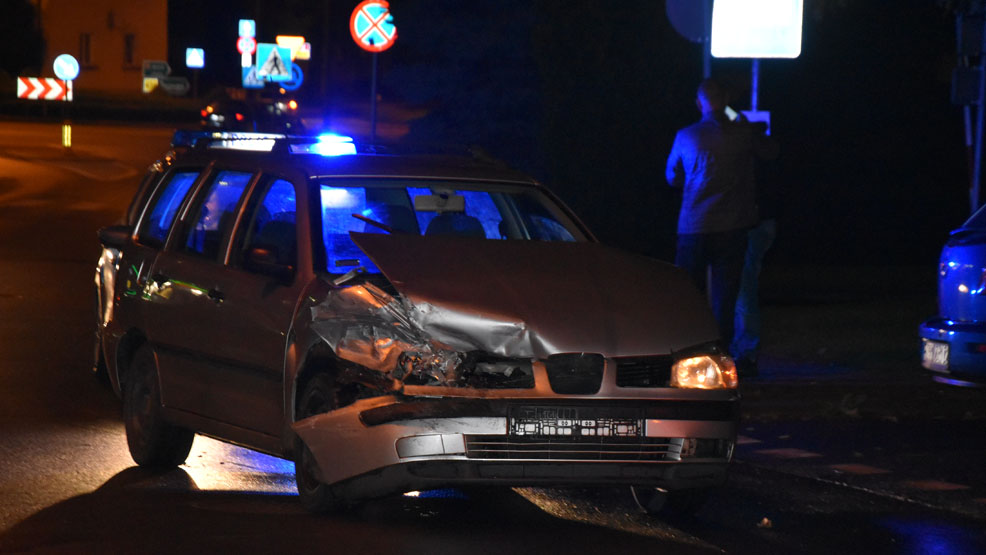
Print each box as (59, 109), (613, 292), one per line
(170, 130), (358, 156)
(170, 130), (504, 164)
(171, 129), (287, 149)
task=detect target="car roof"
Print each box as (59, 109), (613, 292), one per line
(170, 135), (538, 185)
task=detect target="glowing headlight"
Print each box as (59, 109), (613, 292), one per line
(671, 355), (738, 389)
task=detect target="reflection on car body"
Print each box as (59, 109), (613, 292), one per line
(920, 204), (986, 387)
(96, 132), (740, 514)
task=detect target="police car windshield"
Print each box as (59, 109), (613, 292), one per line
(317, 178), (586, 274)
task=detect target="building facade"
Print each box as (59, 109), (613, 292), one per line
(37, 0), (167, 95)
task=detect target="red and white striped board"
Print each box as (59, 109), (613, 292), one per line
(17, 77), (72, 101)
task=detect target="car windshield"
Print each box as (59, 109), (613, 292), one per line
(316, 178), (587, 274)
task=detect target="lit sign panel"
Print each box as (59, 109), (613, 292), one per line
(53, 54), (80, 81)
(186, 48), (205, 69)
(350, 0), (396, 53)
(255, 43), (293, 82)
(276, 35), (311, 61)
(239, 19), (256, 38)
(711, 0), (803, 59)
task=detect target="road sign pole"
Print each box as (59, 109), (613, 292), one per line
(62, 80), (71, 150)
(702, 0), (712, 78)
(751, 59), (760, 111)
(192, 69), (199, 99)
(974, 23), (986, 212)
(370, 51), (379, 144)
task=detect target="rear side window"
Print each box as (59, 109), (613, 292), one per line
(138, 171), (199, 248)
(238, 178), (297, 268)
(183, 170), (253, 260)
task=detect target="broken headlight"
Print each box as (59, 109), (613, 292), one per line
(671, 354), (737, 389)
(396, 351), (534, 388)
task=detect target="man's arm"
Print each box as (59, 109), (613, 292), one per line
(666, 133), (685, 188)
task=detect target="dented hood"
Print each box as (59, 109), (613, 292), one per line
(350, 233), (718, 359)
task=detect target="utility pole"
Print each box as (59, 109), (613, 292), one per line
(953, 11), (986, 213)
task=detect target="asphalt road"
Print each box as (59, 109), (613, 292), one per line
(0, 121), (983, 554)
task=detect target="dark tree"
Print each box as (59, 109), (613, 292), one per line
(0, 0), (43, 76)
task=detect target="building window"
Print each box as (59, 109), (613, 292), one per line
(124, 34), (136, 66)
(79, 33), (91, 66)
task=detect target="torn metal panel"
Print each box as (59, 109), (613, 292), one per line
(309, 283), (468, 386)
(310, 282), (536, 388)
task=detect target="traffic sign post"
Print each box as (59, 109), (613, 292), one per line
(186, 48), (204, 98)
(350, 0), (396, 143)
(52, 53), (79, 150)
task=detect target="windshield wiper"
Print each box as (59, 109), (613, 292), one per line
(351, 213), (395, 234)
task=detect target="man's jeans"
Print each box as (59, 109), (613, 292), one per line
(732, 219), (777, 361)
(675, 229), (749, 353)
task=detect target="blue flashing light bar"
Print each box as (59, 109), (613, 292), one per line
(290, 133), (357, 156)
(171, 129), (357, 156)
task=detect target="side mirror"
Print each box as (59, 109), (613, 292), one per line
(97, 225), (132, 249)
(245, 246), (294, 282)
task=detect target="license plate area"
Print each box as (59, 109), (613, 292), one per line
(508, 406), (643, 438)
(922, 339), (950, 373)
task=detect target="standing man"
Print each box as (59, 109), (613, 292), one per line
(665, 79), (777, 373)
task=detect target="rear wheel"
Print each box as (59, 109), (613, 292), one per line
(294, 373), (344, 513)
(630, 486), (711, 516)
(123, 345), (194, 468)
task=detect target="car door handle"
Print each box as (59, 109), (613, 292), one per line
(207, 288), (225, 303)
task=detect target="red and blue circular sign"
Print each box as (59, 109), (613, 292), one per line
(237, 36), (257, 55)
(350, 0), (397, 53)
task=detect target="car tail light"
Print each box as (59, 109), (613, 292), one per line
(235, 113), (245, 121)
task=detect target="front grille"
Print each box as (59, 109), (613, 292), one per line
(544, 353), (604, 394)
(615, 355), (672, 387)
(465, 435), (680, 461)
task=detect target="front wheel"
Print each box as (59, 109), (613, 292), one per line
(630, 486), (711, 516)
(123, 345), (194, 468)
(294, 373), (344, 513)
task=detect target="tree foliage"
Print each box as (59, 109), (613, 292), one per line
(0, 0), (43, 76)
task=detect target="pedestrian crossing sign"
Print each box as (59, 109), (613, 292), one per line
(255, 43), (293, 82)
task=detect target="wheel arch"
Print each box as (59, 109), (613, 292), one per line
(114, 329), (148, 396)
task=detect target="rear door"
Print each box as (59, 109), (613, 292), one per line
(143, 168), (256, 420)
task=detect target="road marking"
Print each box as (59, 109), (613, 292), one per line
(736, 435), (762, 445)
(901, 480), (970, 492)
(828, 463), (891, 475)
(754, 448), (823, 459)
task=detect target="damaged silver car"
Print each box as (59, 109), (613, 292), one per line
(96, 133), (739, 515)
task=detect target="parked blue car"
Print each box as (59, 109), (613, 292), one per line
(919, 205), (986, 386)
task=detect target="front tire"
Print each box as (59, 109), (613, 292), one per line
(294, 373), (343, 513)
(123, 345), (194, 468)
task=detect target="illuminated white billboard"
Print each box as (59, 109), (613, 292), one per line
(711, 0), (803, 58)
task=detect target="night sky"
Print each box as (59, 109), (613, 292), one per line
(155, 2), (982, 265)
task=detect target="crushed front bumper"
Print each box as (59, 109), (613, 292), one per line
(292, 394), (738, 500)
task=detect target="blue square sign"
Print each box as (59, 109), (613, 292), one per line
(255, 43), (293, 82)
(185, 48), (205, 69)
